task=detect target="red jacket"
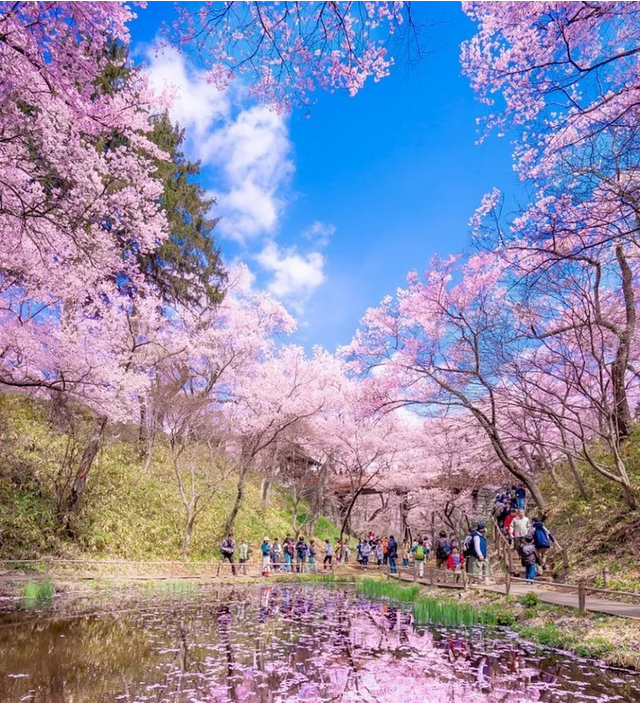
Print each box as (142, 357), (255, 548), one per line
(447, 553), (464, 570)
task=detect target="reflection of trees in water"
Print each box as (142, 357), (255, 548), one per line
(1, 588), (639, 703)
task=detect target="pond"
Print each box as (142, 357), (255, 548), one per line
(1, 584), (639, 703)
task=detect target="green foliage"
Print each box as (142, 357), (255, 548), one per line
(0, 394), (340, 561)
(516, 623), (574, 650)
(519, 592), (540, 608)
(22, 580), (54, 609)
(357, 578), (421, 602)
(412, 597), (491, 627)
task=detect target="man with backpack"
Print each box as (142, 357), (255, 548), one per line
(412, 539), (426, 578)
(220, 533), (237, 576)
(468, 522), (490, 583)
(295, 536), (308, 573)
(260, 537), (272, 576)
(532, 517), (555, 568)
(520, 534), (540, 584)
(283, 536), (294, 572)
(435, 531), (452, 569)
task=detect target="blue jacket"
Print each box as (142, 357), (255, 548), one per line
(387, 538), (398, 559)
(471, 530), (487, 559)
(532, 521), (553, 549)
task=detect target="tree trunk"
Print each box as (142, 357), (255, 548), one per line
(224, 465), (248, 536)
(260, 478), (271, 509)
(339, 487), (363, 542)
(611, 243), (635, 440)
(565, 452), (590, 501)
(66, 415), (108, 517)
(182, 515), (195, 560)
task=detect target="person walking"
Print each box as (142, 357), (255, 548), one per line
(402, 542), (411, 568)
(387, 535), (398, 574)
(271, 537), (282, 571)
(446, 546), (464, 583)
(323, 539), (334, 570)
(412, 539), (426, 578)
(468, 522), (490, 583)
(435, 531), (452, 569)
(238, 538), (250, 575)
(520, 535), (540, 584)
(220, 533), (237, 576)
(283, 537), (294, 572)
(511, 510), (531, 555)
(375, 539), (384, 567)
(532, 517), (555, 568)
(295, 536), (308, 573)
(308, 540), (318, 573)
(515, 484), (527, 511)
(260, 537), (272, 576)
(360, 539), (371, 569)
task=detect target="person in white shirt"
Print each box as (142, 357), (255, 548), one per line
(511, 510), (531, 554)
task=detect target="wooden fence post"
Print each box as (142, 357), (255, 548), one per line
(429, 568), (434, 587)
(561, 547), (569, 572)
(505, 572), (511, 596)
(603, 568), (610, 589)
(507, 547), (513, 575)
(578, 580), (586, 616)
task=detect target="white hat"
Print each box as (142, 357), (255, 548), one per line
(264, 536), (270, 541)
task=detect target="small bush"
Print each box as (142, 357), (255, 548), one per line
(519, 592), (540, 608)
(22, 580), (54, 609)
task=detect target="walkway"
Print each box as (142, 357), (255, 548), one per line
(480, 581), (640, 619)
(388, 568), (640, 619)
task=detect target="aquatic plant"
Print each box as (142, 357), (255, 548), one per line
(411, 597), (490, 627)
(357, 578), (421, 602)
(22, 580), (54, 609)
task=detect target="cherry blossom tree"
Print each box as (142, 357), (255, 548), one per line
(171, 1), (427, 111)
(346, 252), (549, 514)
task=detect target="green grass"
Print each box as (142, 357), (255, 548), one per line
(412, 597), (491, 627)
(274, 573), (355, 584)
(22, 580), (54, 609)
(0, 393), (342, 561)
(357, 578), (421, 602)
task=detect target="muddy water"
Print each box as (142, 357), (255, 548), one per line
(1, 584), (638, 703)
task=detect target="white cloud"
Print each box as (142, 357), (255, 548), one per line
(302, 221), (336, 248)
(256, 241), (326, 313)
(204, 107), (293, 242)
(146, 47), (293, 245)
(145, 45), (230, 148)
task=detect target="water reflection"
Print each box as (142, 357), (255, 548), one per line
(0, 585), (638, 703)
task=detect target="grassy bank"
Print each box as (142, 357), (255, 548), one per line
(355, 576), (640, 669)
(0, 394), (340, 561)
(534, 430), (640, 591)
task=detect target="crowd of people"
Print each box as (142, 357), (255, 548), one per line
(219, 533), (353, 576)
(493, 486), (556, 583)
(218, 486), (552, 585)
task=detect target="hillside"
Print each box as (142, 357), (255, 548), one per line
(0, 394), (339, 561)
(520, 434), (640, 591)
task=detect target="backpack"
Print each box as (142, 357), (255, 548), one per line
(462, 536), (472, 558)
(533, 526), (550, 549)
(437, 539), (452, 559)
(415, 545), (425, 561)
(521, 544), (537, 566)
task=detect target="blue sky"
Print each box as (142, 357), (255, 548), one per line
(130, 2), (517, 351)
